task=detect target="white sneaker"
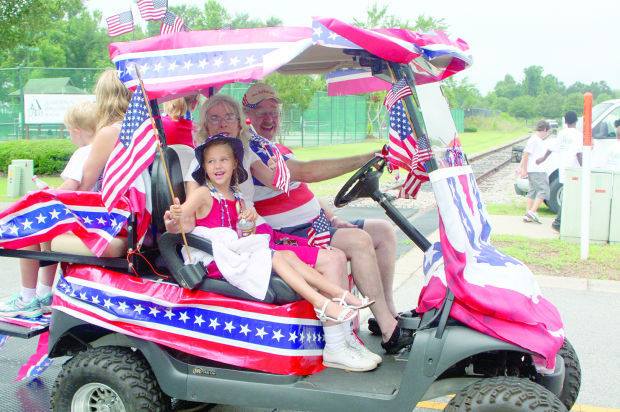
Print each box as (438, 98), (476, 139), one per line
(347, 335), (382, 365)
(323, 345), (378, 372)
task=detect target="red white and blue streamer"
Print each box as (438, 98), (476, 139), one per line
(417, 167), (564, 371)
(16, 332), (53, 382)
(52, 265), (325, 375)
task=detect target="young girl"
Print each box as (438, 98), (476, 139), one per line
(166, 134), (378, 372)
(162, 95), (197, 147)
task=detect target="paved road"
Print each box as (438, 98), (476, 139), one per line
(0, 203), (618, 410)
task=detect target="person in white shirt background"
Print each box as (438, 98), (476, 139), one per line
(519, 120), (552, 223)
(536, 111), (583, 231)
(0, 102), (97, 319)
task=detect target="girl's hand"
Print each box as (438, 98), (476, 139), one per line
(164, 210), (179, 233)
(240, 206), (258, 223)
(169, 197), (183, 222)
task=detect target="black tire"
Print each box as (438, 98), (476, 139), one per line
(444, 376), (567, 412)
(51, 346), (170, 412)
(545, 178), (563, 214)
(558, 339), (581, 410)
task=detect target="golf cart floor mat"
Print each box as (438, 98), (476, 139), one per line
(52, 264), (325, 375)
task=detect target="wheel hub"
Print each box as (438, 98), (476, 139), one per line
(72, 382), (126, 412)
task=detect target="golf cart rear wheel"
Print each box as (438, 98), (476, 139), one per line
(545, 178), (562, 214)
(558, 338), (581, 410)
(51, 346), (170, 412)
(445, 376), (567, 411)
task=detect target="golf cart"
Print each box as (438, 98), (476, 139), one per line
(0, 19), (580, 411)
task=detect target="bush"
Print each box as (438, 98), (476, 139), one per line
(464, 126), (478, 133)
(464, 113), (527, 133)
(0, 139), (75, 175)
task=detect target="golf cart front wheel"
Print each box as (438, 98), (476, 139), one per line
(558, 338), (581, 410)
(51, 346), (170, 412)
(445, 376), (567, 412)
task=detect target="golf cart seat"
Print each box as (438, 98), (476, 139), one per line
(50, 233), (127, 258)
(152, 144), (301, 305)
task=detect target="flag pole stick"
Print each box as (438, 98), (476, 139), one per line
(132, 65), (193, 260)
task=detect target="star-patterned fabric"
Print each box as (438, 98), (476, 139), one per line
(53, 265), (326, 375)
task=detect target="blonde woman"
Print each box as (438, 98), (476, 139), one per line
(162, 95), (197, 147)
(78, 69), (132, 191)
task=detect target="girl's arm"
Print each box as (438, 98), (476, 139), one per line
(167, 187), (213, 233)
(78, 125), (120, 191)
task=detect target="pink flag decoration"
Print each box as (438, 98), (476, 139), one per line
(137, 0), (167, 21)
(16, 332), (52, 381)
(106, 10), (134, 37)
(52, 265), (325, 375)
(307, 209), (331, 249)
(326, 68), (391, 96)
(160, 11), (188, 35)
(101, 84), (157, 212)
(0, 190), (131, 257)
(247, 127), (291, 195)
(417, 166), (564, 371)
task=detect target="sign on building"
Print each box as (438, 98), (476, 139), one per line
(24, 94), (95, 124)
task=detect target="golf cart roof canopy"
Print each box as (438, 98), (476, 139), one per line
(109, 17), (472, 100)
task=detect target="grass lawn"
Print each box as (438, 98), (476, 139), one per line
(485, 200), (555, 217)
(0, 176), (65, 203)
(292, 129), (527, 197)
(493, 234), (620, 280)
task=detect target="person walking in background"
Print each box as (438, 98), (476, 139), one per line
(535, 111), (583, 231)
(520, 120), (551, 224)
(161, 95), (197, 147)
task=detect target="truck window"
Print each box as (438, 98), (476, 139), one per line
(593, 107), (620, 139)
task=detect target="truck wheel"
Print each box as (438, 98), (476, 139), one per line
(51, 346), (170, 412)
(545, 178), (562, 214)
(558, 339), (581, 410)
(444, 376), (567, 412)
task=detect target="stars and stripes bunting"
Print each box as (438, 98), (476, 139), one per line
(137, 0), (168, 21)
(16, 332), (53, 381)
(0, 190), (131, 257)
(106, 10), (134, 37)
(383, 78), (413, 111)
(307, 209), (331, 249)
(52, 265), (325, 375)
(247, 127), (291, 195)
(101, 84), (157, 212)
(160, 11), (188, 35)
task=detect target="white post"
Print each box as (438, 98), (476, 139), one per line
(580, 92), (593, 260)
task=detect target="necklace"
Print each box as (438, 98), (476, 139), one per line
(206, 182), (243, 229)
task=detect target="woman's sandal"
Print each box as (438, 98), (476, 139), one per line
(314, 300), (358, 324)
(332, 291), (375, 310)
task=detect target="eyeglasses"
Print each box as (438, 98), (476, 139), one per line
(207, 113), (238, 124)
(253, 110), (281, 119)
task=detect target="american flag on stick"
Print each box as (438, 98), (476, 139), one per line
(307, 209), (331, 249)
(247, 122), (291, 195)
(106, 10), (134, 37)
(137, 0), (168, 21)
(383, 78), (413, 111)
(160, 11), (189, 35)
(101, 84), (157, 211)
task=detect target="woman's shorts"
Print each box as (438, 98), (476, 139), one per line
(527, 172), (550, 200)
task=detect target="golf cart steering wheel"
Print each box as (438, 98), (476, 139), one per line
(334, 155), (386, 208)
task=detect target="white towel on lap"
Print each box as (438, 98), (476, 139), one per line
(182, 227), (272, 300)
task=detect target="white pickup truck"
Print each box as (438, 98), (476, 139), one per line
(513, 99), (620, 213)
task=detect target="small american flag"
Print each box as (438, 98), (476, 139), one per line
(101, 85), (157, 211)
(160, 11), (189, 35)
(137, 0), (168, 21)
(307, 210), (331, 249)
(383, 78), (413, 111)
(399, 164), (428, 199)
(247, 127), (291, 195)
(106, 10), (134, 37)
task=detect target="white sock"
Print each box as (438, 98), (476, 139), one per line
(340, 321), (354, 344)
(36, 283), (53, 297)
(322, 324), (346, 351)
(20, 287), (36, 303)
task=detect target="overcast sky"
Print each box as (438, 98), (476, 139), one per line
(86, 0), (620, 94)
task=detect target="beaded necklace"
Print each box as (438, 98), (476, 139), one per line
(206, 182), (243, 229)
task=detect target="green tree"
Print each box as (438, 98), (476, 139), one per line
(265, 73), (324, 113)
(493, 74), (522, 99)
(523, 65), (544, 96)
(509, 95), (537, 118)
(442, 77), (481, 109)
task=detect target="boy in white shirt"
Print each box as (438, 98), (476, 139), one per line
(535, 111), (583, 230)
(0, 102), (97, 318)
(519, 120), (551, 223)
